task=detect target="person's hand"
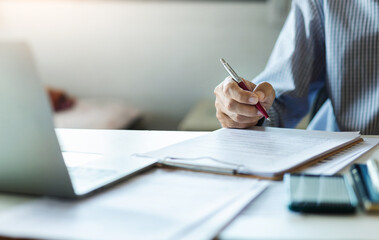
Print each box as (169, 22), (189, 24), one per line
(214, 77), (275, 128)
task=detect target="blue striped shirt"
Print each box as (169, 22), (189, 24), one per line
(254, 0), (379, 134)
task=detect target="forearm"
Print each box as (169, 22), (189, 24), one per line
(253, 0), (326, 128)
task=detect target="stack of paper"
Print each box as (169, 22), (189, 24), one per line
(0, 169), (268, 240)
(145, 127), (362, 178)
(303, 137), (379, 175)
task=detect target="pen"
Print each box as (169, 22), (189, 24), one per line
(220, 58), (271, 121)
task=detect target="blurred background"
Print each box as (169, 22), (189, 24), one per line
(0, 0), (290, 131)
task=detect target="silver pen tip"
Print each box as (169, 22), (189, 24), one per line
(266, 117), (271, 122)
(220, 58), (226, 64)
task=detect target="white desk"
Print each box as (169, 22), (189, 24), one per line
(0, 129), (378, 240)
(0, 129), (207, 213)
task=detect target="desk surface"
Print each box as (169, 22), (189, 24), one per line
(0, 129), (378, 240)
(0, 129), (208, 213)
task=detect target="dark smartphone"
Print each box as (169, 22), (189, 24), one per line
(284, 173), (358, 214)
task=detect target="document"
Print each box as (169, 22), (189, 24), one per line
(303, 137), (379, 175)
(0, 169), (268, 240)
(145, 127), (361, 178)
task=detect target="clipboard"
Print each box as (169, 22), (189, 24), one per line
(141, 127), (364, 180)
(155, 138), (363, 180)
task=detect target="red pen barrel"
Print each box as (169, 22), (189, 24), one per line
(237, 80), (270, 119)
(237, 80), (250, 91)
(254, 103), (269, 119)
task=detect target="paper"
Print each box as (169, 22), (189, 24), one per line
(0, 168), (267, 240)
(145, 127), (361, 176)
(176, 180), (269, 240)
(303, 138), (379, 175)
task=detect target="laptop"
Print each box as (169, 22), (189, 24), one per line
(0, 42), (157, 198)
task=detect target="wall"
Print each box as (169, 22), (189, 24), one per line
(0, 0), (286, 129)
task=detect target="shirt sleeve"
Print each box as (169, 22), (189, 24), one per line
(254, 0), (326, 128)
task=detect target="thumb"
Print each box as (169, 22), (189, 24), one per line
(253, 82), (275, 103)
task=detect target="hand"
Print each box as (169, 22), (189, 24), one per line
(214, 76), (275, 128)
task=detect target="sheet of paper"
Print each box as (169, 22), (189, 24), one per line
(303, 137), (379, 175)
(0, 168), (267, 240)
(145, 127), (361, 176)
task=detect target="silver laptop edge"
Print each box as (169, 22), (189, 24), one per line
(0, 42), (156, 198)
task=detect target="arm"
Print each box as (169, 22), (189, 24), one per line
(214, 0), (326, 129)
(255, 0), (326, 128)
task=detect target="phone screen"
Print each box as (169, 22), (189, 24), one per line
(285, 174), (357, 213)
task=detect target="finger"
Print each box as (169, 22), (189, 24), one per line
(222, 77), (259, 105)
(217, 97), (261, 123)
(228, 111), (262, 124)
(216, 90), (260, 118)
(253, 82), (276, 103)
(219, 97), (262, 118)
(216, 111), (256, 129)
